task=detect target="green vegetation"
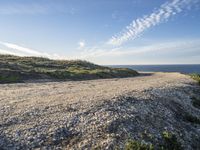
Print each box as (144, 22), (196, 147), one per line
(124, 131), (182, 150)
(125, 140), (154, 150)
(160, 131), (182, 150)
(0, 55), (139, 83)
(190, 73), (200, 85)
(190, 73), (200, 110)
(0, 75), (20, 83)
(191, 97), (200, 109)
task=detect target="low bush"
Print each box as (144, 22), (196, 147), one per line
(190, 74), (200, 85)
(191, 97), (200, 109)
(124, 131), (182, 150)
(125, 140), (154, 150)
(160, 131), (182, 150)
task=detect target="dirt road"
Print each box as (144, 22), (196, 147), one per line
(0, 73), (200, 149)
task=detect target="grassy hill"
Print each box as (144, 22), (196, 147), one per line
(0, 55), (139, 83)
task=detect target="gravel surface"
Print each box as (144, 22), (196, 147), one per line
(0, 72), (200, 149)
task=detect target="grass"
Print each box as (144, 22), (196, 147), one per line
(190, 74), (200, 109)
(125, 140), (154, 150)
(190, 73), (200, 85)
(0, 54), (139, 83)
(124, 131), (182, 150)
(0, 75), (20, 83)
(160, 131), (182, 150)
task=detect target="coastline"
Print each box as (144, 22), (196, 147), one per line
(110, 64), (200, 74)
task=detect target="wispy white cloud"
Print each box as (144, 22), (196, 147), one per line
(107, 0), (198, 46)
(0, 40), (95, 61)
(0, 48), (24, 56)
(0, 41), (50, 56)
(78, 41), (86, 49)
(0, 41), (89, 60)
(0, 41), (69, 60)
(81, 39), (200, 58)
(1, 39), (199, 65)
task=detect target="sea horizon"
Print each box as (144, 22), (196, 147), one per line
(109, 64), (200, 74)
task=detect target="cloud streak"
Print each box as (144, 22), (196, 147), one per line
(1, 39), (199, 65)
(0, 42), (45, 55)
(0, 41), (51, 56)
(107, 0), (198, 46)
(81, 39), (200, 59)
(0, 41), (68, 60)
(0, 48), (24, 56)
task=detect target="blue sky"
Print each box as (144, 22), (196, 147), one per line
(0, 0), (200, 64)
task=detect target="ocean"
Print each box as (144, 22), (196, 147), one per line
(110, 64), (200, 74)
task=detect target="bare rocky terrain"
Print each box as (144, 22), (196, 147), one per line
(0, 72), (200, 149)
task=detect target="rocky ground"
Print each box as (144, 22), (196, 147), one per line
(0, 72), (200, 149)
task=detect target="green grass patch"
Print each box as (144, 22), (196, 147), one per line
(160, 131), (182, 150)
(125, 140), (154, 150)
(47, 70), (72, 79)
(190, 74), (200, 85)
(124, 131), (182, 150)
(0, 54), (139, 82)
(0, 75), (20, 83)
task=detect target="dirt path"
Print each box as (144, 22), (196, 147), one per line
(0, 72), (200, 149)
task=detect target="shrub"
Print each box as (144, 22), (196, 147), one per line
(191, 97), (200, 109)
(160, 131), (182, 150)
(125, 140), (154, 150)
(184, 113), (200, 124)
(190, 74), (200, 85)
(124, 131), (182, 150)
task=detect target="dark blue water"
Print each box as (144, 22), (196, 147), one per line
(110, 65), (200, 74)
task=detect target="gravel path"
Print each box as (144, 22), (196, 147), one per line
(0, 72), (200, 149)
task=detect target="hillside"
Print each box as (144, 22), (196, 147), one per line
(0, 55), (139, 83)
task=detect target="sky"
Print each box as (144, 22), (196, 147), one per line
(0, 0), (200, 65)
